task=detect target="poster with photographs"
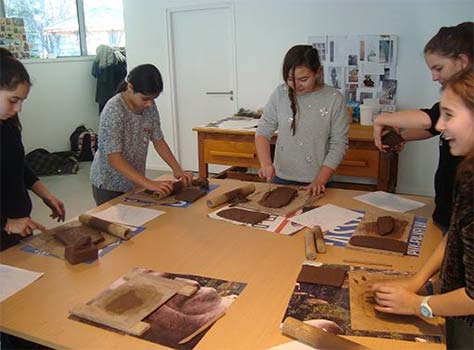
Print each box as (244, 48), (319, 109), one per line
(309, 34), (398, 112)
(0, 17), (30, 59)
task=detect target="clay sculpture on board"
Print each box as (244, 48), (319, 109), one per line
(259, 187), (298, 208)
(175, 188), (207, 202)
(217, 208), (270, 225)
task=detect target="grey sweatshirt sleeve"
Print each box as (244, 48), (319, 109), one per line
(256, 87), (280, 139)
(322, 92), (349, 170)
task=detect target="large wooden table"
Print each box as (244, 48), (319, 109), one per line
(0, 179), (443, 350)
(193, 123), (398, 192)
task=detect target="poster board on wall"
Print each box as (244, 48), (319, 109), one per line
(0, 17), (31, 59)
(309, 34), (397, 113)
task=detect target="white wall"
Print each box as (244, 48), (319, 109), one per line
(20, 58), (99, 153)
(123, 0), (474, 196)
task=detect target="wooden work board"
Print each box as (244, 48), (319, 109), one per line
(70, 270), (197, 336)
(346, 210), (414, 256)
(237, 184), (315, 216)
(348, 270), (444, 337)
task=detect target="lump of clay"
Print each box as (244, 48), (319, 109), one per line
(175, 188), (206, 202)
(376, 216), (394, 236)
(297, 265), (347, 287)
(217, 208), (269, 225)
(349, 235), (407, 254)
(54, 227), (104, 246)
(382, 130), (404, 152)
(64, 236), (98, 265)
(258, 186), (297, 208)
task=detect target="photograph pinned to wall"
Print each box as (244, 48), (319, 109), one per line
(345, 84), (357, 103)
(327, 36), (347, 66)
(380, 79), (397, 105)
(326, 66), (344, 89)
(364, 36), (379, 63)
(309, 35), (327, 63)
(0, 17), (30, 59)
(359, 40), (365, 61)
(360, 74), (379, 88)
(379, 38), (390, 64)
(357, 88), (376, 104)
(347, 67), (359, 83)
(348, 54), (358, 66)
(389, 35), (398, 64)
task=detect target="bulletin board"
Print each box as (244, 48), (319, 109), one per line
(0, 17), (31, 59)
(309, 34), (398, 112)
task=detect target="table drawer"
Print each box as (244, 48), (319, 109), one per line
(204, 139), (261, 168)
(336, 149), (379, 178)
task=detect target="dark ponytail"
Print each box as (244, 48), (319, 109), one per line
(282, 45), (321, 135)
(0, 48), (31, 130)
(115, 64), (163, 96)
(424, 22), (474, 62)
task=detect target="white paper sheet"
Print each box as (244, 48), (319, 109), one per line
(91, 204), (165, 227)
(289, 204), (362, 232)
(353, 191), (425, 212)
(0, 264), (43, 303)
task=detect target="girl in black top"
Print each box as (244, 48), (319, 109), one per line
(373, 22), (473, 231)
(0, 49), (65, 251)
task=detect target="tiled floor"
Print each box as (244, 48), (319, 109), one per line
(30, 162), (167, 229)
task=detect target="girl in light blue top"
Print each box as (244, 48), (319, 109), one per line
(256, 45), (349, 195)
(90, 64), (192, 205)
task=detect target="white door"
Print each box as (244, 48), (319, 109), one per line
(168, 4), (237, 172)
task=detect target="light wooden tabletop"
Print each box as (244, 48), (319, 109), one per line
(0, 179), (444, 350)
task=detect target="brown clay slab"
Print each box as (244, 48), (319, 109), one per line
(349, 236), (407, 254)
(217, 208), (270, 225)
(258, 187), (298, 208)
(174, 188), (206, 202)
(297, 265), (347, 287)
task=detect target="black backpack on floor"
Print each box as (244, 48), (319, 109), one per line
(25, 149), (79, 176)
(70, 125), (98, 161)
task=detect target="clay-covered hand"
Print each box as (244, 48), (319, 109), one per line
(5, 217), (46, 237)
(146, 180), (174, 196)
(306, 178), (326, 196)
(369, 283), (422, 316)
(42, 195), (66, 222)
(174, 170), (193, 186)
(258, 164), (275, 182)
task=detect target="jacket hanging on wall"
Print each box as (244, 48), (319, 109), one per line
(92, 45), (127, 113)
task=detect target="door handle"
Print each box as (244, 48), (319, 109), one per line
(206, 90), (233, 95)
(206, 90), (234, 101)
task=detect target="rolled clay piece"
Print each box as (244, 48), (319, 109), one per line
(64, 236), (98, 265)
(349, 235), (407, 254)
(313, 226), (326, 253)
(79, 214), (131, 240)
(174, 188), (206, 202)
(376, 216), (395, 236)
(206, 184), (256, 208)
(217, 208), (269, 225)
(259, 186), (298, 208)
(382, 130), (404, 152)
(304, 229), (317, 260)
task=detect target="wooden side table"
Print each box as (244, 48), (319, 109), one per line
(193, 123), (398, 192)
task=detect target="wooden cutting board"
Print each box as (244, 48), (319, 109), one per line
(348, 270), (444, 336)
(70, 270), (197, 335)
(237, 184), (312, 216)
(346, 210), (414, 256)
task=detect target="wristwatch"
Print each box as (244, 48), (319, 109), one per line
(420, 296), (434, 318)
